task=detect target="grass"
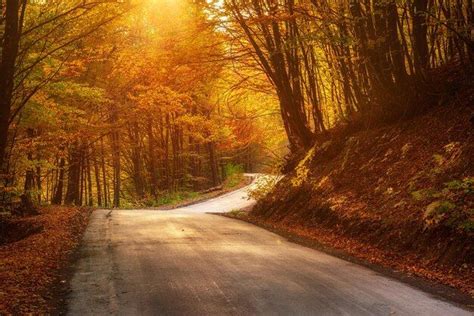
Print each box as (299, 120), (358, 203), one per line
(145, 191), (201, 208)
(223, 163), (244, 189)
(120, 164), (248, 209)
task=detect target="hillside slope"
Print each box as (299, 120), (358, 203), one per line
(250, 87), (474, 295)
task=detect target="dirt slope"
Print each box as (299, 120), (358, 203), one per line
(251, 90), (474, 295)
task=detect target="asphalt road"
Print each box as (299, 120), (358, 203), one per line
(66, 177), (471, 315)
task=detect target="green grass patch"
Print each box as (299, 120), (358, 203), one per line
(224, 163), (244, 189)
(144, 191), (201, 207)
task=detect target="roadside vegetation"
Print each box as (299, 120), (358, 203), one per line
(244, 88), (473, 295)
(123, 164), (250, 209)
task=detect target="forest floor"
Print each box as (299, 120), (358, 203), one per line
(227, 87), (474, 299)
(0, 206), (92, 314)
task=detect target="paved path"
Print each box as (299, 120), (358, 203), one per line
(66, 177), (471, 315)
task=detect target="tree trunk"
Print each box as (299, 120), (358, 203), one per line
(412, 0), (430, 70)
(93, 147), (103, 207)
(208, 142), (218, 187)
(36, 166), (41, 204)
(79, 152), (84, 206)
(110, 111), (121, 208)
(147, 119), (158, 197)
(65, 145), (81, 205)
(0, 0), (22, 170)
(129, 124), (144, 198)
(100, 138), (109, 207)
(23, 128), (35, 206)
(86, 150), (93, 206)
(52, 157), (65, 204)
(386, 1), (407, 86)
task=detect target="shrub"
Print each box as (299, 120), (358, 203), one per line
(224, 163), (244, 188)
(247, 175), (281, 201)
(422, 179), (473, 232)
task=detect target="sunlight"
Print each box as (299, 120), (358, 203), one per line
(1, 0), (472, 313)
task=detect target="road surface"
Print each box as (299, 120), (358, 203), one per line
(66, 177), (471, 315)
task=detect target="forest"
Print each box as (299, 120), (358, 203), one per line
(0, 0), (472, 210)
(0, 0), (473, 313)
(0, 0), (289, 210)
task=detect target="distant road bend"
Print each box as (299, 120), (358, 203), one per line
(66, 174), (471, 315)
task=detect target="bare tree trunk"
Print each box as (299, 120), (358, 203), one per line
(128, 124), (144, 198)
(112, 143), (120, 208)
(387, 1), (407, 86)
(412, 0), (430, 71)
(23, 128), (35, 205)
(110, 108), (121, 208)
(65, 144), (81, 205)
(208, 142), (218, 187)
(164, 114), (171, 189)
(100, 138), (109, 207)
(86, 150), (93, 206)
(79, 152), (84, 206)
(93, 146), (103, 206)
(36, 166), (41, 204)
(24, 157), (35, 202)
(0, 0), (23, 170)
(147, 119), (158, 197)
(52, 157), (65, 204)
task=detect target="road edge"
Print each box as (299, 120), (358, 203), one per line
(215, 211), (474, 310)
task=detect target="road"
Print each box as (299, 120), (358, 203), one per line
(66, 176), (471, 315)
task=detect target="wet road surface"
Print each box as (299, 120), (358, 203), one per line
(66, 177), (471, 315)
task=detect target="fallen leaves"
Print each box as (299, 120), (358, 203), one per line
(239, 213), (474, 297)
(247, 104), (474, 297)
(0, 206), (92, 314)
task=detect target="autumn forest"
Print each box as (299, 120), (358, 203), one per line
(1, 0), (473, 313)
(0, 0), (472, 210)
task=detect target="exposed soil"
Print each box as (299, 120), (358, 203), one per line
(249, 87), (474, 296)
(0, 206), (92, 314)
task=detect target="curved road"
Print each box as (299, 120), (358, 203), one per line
(66, 176), (471, 315)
